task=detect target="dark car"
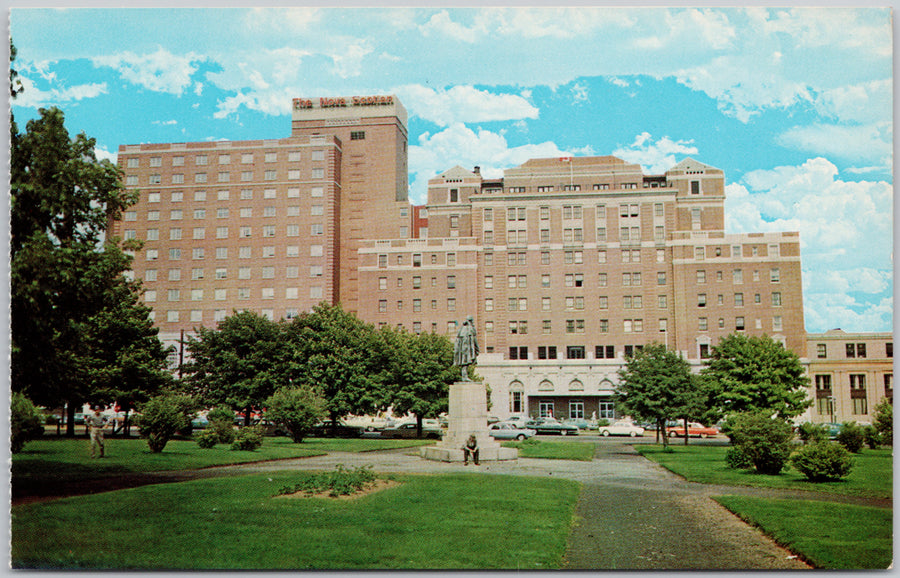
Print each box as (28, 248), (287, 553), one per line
(524, 417), (579, 436)
(309, 420), (364, 438)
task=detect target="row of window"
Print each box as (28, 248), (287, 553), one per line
(511, 344), (649, 361)
(132, 186), (327, 206)
(143, 264), (325, 282)
(482, 318), (665, 335)
(378, 299), (460, 313)
(815, 342), (893, 359)
(125, 150), (322, 169)
(149, 286), (324, 305)
(497, 182), (653, 195)
(484, 271), (667, 289)
(698, 292), (783, 307)
(125, 167), (327, 187)
(483, 226), (661, 245)
(698, 316), (784, 332)
(153, 304), (314, 324)
(140, 244), (323, 261)
(128, 222), (324, 241)
(486, 203), (666, 222)
(814, 373), (893, 415)
(378, 276), (456, 290)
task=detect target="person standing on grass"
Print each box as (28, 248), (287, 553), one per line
(86, 406), (108, 458)
(462, 434), (479, 466)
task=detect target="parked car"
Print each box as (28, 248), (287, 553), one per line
(598, 420), (645, 437)
(667, 422), (719, 438)
(489, 422), (537, 441)
(380, 422), (443, 439)
(524, 417), (579, 436)
(309, 420), (364, 438)
(563, 418), (597, 431)
(505, 415), (531, 429)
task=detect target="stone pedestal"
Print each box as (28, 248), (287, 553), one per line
(421, 381), (518, 462)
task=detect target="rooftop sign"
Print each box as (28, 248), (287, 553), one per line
(293, 95), (395, 110)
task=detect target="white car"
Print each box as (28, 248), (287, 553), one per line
(489, 422), (537, 441)
(598, 421), (645, 437)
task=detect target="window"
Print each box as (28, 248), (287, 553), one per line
(735, 316), (745, 331)
(350, 131), (365, 140)
(734, 293), (744, 307)
(567, 346), (586, 359)
(850, 374), (867, 414)
(690, 180), (700, 195)
(817, 343), (827, 358)
(447, 275), (456, 289)
(888, 342), (893, 357)
(770, 268), (780, 283)
(656, 272), (666, 285)
(697, 270), (706, 284)
(771, 292), (782, 307)
(733, 269), (743, 284)
(846, 343), (867, 358)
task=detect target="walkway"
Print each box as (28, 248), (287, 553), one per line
(14, 441), (889, 569)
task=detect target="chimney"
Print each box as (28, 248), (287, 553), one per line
(473, 166), (480, 175)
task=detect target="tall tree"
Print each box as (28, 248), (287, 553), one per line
(614, 343), (695, 447)
(701, 333), (811, 421)
(183, 310), (287, 425)
(381, 327), (457, 437)
(285, 303), (386, 432)
(10, 88), (170, 433)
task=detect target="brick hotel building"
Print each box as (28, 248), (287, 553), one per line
(114, 95), (891, 425)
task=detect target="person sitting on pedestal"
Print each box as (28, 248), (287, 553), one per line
(462, 434), (479, 465)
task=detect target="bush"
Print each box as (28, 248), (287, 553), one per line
(724, 412), (794, 475)
(797, 422), (827, 444)
(873, 398), (892, 445)
(790, 441), (854, 481)
(204, 405), (236, 445)
(863, 425), (881, 449)
(835, 421), (865, 453)
(596, 419), (610, 427)
(138, 394), (197, 453)
(11, 393), (44, 453)
(277, 465), (377, 497)
(196, 429), (220, 449)
(263, 386), (327, 443)
(724, 446), (754, 469)
(231, 425), (264, 451)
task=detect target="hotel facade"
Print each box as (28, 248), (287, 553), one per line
(114, 95), (891, 426)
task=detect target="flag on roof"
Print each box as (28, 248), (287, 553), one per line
(559, 156), (571, 162)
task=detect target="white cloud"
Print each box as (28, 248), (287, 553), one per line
(244, 8), (322, 33)
(93, 48), (203, 96)
(775, 122), (891, 165)
(491, 7), (636, 39)
(213, 88), (298, 119)
(330, 41), (373, 79)
(419, 10), (487, 43)
(408, 123), (567, 204)
(636, 8), (736, 51)
(13, 75), (107, 108)
(675, 55), (813, 122)
(814, 79), (892, 124)
(754, 7), (892, 54)
(94, 145), (117, 164)
(395, 85), (539, 127)
(803, 294), (893, 334)
(152, 120), (178, 126)
(612, 132), (699, 175)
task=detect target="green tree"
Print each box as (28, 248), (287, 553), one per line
(9, 100), (172, 435)
(701, 334), (811, 421)
(11, 392), (44, 454)
(285, 303), (386, 433)
(873, 398), (892, 445)
(183, 310), (288, 425)
(264, 386), (328, 443)
(381, 327), (456, 437)
(615, 343), (695, 447)
(137, 393), (197, 453)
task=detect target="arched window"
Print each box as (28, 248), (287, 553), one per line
(569, 379), (584, 391)
(538, 380), (554, 391)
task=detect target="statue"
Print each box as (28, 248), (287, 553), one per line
(453, 315), (479, 382)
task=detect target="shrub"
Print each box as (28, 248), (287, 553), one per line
(196, 428), (220, 449)
(873, 398), (892, 445)
(205, 405), (236, 444)
(11, 393), (44, 454)
(277, 465), (377, 497)
(797, 422), (827, 444)
(231, 425), (264, 451)
(263, 386), (327, 443)
(863, 425), (881, 449)
(836, 421), (865, 453)
(790, 441), (854, 481)
(724, 446), (754, 469)
(596, 419), (610, 427)
(138, 394), (197, 453)
(724, 412), (794, 475)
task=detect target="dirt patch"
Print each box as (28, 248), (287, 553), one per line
(276, 478), (402, 501)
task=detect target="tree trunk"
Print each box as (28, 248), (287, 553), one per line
(659, 419), (668, 447)
(416, 415), (423, 438)
(244, 406), (253, 427)
(65, 402), (77, 438)
(683, 417), (689, 446)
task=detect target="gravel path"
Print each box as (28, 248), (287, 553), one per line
(15, 441), (889, 569)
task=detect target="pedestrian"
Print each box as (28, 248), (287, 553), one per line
(462, 434), (479, 465)
(86, 406), (108, 458)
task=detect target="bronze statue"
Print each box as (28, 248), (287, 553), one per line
(453, 315), (479, 381)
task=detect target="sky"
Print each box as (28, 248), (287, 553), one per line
(8, 5), (894, 334)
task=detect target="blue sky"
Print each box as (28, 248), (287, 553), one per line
(9, 6), (893, 334)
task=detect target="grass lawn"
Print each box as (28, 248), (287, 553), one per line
(714, 495), (892, 569)
(501, 439), (596, 461)
(637, 444), (893, 498)
(12, 471), (581, 570)
(13, 437), (436, 486)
